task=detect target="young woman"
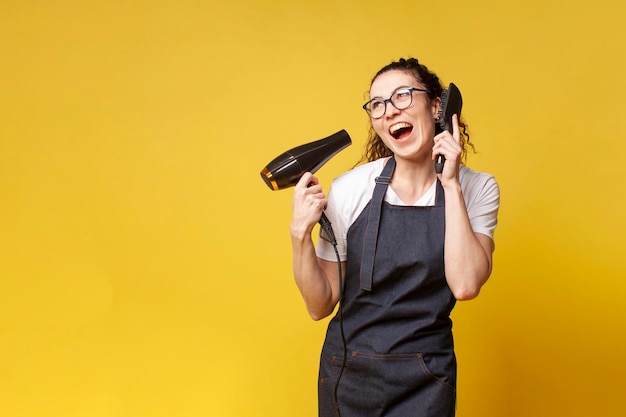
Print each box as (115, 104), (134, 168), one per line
(290, 57), (499, 417)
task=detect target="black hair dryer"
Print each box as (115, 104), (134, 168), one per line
(260, 129), (351, 245)
(260, 129), (352, 191)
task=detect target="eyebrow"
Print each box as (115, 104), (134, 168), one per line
(370, 85), (418, 100)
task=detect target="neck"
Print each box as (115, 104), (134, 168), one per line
(389, 157), (437, 205)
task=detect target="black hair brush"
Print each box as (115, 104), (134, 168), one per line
(435, 82), (463, 174)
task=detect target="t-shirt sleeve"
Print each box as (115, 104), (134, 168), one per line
(465, 174), (500, 240)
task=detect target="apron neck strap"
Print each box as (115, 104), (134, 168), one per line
(360, 157), (396, 291)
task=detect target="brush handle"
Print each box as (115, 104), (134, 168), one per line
(435, 155), (445, 174)
(435, 83), (462, 175)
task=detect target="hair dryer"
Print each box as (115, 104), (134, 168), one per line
(260, 129), (352, 191)
(260, 129), (352, 246)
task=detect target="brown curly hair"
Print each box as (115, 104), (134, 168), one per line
(357, 57), (475, 165)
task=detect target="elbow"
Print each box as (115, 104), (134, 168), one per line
(309, 313), (326, 321)
(307, 306), (333, 321)
(448, 266), (492, 301)
(449, 276), (484, 301)
(309, 311), (330, 321)
(452, 286), (481, 301)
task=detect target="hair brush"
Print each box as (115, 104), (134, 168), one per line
(435, 82), (463, 174)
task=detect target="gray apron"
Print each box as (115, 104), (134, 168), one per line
(319, 157), (457, 417)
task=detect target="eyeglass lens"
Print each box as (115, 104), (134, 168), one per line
(368, 88), (414, 118)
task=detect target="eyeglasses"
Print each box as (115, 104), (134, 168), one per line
(362, 87), (428, 119)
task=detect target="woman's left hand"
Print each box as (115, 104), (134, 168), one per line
(432, 114), (462, 186)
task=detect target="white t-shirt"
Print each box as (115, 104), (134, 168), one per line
(316, 158), (500, 262)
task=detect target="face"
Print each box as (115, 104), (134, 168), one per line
(368, 70), (440, 161)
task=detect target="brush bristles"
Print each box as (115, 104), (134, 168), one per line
(437, 88), (449, 125)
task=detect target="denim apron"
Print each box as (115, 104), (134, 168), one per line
(318, 157), (457, 417)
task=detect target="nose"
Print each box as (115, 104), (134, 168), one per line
(383, 99), (400, 117)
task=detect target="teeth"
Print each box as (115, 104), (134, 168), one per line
(390, 122), (412, 134)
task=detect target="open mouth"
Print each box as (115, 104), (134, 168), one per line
(389, 122), (413, 140)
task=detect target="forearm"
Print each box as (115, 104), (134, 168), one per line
(291, 228), (339, 320)
(443, 182), (493, 300)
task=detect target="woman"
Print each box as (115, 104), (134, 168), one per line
(290, 57), (499, 417)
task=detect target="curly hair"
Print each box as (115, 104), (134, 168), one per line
(357, 57), (475, 165)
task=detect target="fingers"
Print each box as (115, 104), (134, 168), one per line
(433, 141), (460, 167)
(433, 114), (460, 144)
(433, 133), (452, 161)
(452, 113), (460, 138)
(296, 172), (324, 197)
(296, 172), (315, 189)
(293, 173), (327, 225)
(433, 116), (462, 177)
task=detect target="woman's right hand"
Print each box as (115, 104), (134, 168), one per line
(290, 172), (327, 239)
(290, 172), (341, 321)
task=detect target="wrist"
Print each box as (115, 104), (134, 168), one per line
(441, 178), (461, 193)
(290, 222), (313, 242)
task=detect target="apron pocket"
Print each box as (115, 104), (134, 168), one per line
(417, 352), (456, 392)
(325, 351), (456, 416)
(320, 354), (348, 385)
(319, 354), (351, 417)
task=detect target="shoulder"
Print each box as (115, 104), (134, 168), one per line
(459, 165), (500, 220)
(459, 164), (495, 184)
(459, 165), (499, 198)
(325, 158), (387, 225)
(330, 158), (387, 194)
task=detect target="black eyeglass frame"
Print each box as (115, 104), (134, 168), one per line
(362, 87), (428, 119)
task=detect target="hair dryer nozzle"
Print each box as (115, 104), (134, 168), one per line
(260, 129), (351, 190)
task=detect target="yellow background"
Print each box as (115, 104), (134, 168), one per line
(1, 0), (625, 416)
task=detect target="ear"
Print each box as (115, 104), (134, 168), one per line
(431, 96), (442, 120)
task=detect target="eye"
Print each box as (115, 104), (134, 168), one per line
(393, 89), (412, 100)
(370, 99), (384, 111)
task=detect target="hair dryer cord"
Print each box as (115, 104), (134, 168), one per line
(319, 213), (337, 246)
(318, 212), (345, 417)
